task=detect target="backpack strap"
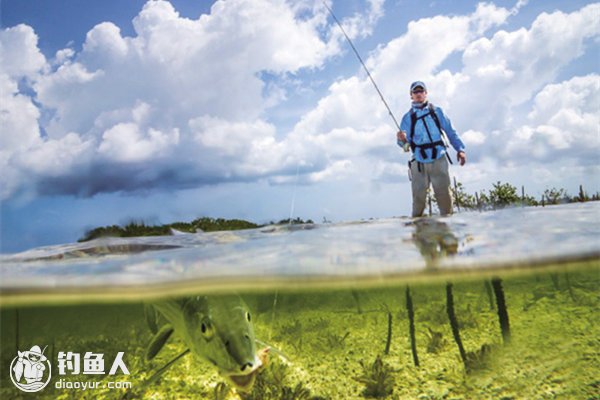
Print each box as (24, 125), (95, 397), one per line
(428, 103), (453, 165)
(409, 110), (417, 153)
(428, 103), (443, 134)
(408, 102), (453, 164)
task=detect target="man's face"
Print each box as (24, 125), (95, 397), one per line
(410, 87), (427, 102)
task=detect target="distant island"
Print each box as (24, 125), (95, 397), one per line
(78, 217), (314, 242)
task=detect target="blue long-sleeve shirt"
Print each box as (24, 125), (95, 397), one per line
(397, 102), (465, 163)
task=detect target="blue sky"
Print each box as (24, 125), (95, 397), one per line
(1, 0), (599, 253)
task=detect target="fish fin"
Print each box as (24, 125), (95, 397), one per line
(145, 349), (190, 386)
(144, 304), (159, 334)
(255, 338), (289, 361)
(146, 324), (174, 361)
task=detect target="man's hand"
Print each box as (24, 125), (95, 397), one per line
(457, 151), (467, 166)
(396, 130), (407, 142)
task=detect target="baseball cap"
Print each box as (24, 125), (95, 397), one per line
(410, 81), (427, 92)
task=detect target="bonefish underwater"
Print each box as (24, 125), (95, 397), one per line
(145, 295), (269, 392)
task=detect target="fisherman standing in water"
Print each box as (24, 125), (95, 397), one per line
(397, 81), (467, 217)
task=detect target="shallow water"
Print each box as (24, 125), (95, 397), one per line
(0, 203), (599, 399)
(1, 203), (598, 302)
(1, 265), (598, 399)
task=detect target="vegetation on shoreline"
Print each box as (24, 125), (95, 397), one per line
(451, 181), (599, 210)
(420, 181), (600, 217)
(79, 217), (315, 242)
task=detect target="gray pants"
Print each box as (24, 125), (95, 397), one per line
(410, 156), (453, 217)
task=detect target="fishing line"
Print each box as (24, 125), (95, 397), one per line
(275, 165), (301, 340)
(323, 1), (401, 131)
(268, 290), (279, 342)
(287, 2), (402, 225)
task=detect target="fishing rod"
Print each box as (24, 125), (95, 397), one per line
(287, 2), (405, 227)
(323, 1), (401, 132)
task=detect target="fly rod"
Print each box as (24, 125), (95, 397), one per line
(323, 1), (401, 131)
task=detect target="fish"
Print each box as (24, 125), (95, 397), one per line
(13, 352), (24, 381)
(145, 295), (269, 392)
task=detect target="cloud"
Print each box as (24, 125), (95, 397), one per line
(99, 123), (180, 163)
(446, 3), (600, 163)
(0, 24), (46, 153)
(1, 1), (598, 202)
(462, 130), (486, 146)
(460, 3), (599, 105)
(1, 0), (385, 200)
(0, 24), (46, 78)
(332, 0), (384, 40)
(506, 74), (600, 163)
(189, 115), (290, 176)
(0, 24), (47, 199)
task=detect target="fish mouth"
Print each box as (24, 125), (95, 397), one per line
(225, 369), (260, 392)
(223, 348), (269, 392)
(223, 361), (262, 392)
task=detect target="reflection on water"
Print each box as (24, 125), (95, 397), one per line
(411, 218), (459, 267)
(1, 203), (598, 296)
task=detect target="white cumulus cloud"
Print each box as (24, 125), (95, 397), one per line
(507, 74), (600, 162)
(0, 0), (384, 199)
(1, 0), (598, 202)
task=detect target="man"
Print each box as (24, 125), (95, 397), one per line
(13, 345), (47, 384)
(397, 81), (466, 217)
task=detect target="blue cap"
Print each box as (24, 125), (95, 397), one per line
(410, 81), (427, 92)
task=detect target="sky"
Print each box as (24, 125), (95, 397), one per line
(1, 0), (598, 253)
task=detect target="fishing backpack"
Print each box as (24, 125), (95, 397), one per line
(409, 102), (452, 163)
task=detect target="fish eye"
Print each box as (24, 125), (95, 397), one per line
(200, 317), (214, 339)
(246, 312), (251, 322)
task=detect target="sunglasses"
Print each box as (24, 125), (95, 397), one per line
(412, 89), (425, 94)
